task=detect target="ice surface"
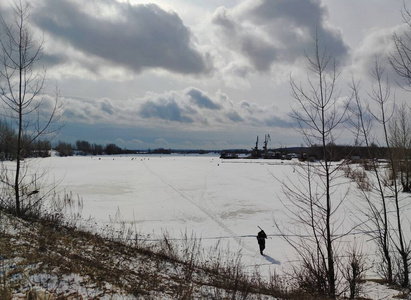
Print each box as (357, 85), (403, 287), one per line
(32, 155), (295, 273)
(7, 154), (409, 298)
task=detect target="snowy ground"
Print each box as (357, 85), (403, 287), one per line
(42, 155), (291, 273)
(7, 154), (409, 298)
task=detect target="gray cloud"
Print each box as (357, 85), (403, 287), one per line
(32, 0), (211, 75)
(99, 99), (114, 115)
(247, 0), (324, 29)
(139, 99), (194, 123)
(265, 115), (295, 128)
(212, 7), (277, 72)
(352, 24), (403, 82)
(41, 53), (70, 68)
(226, 110), (244, 122)
(239, 35), (277, 72)
(186, 88), (221, 110)
(60, 87), (293, 130)
(54, 85), (301, 149)
(212, 0), (349, 72)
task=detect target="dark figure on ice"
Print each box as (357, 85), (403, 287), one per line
(257, 229), (267, 255)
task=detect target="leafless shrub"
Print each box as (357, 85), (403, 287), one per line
(342, 242), (368, 299)
(352, 169), (371, 191)
(393, 251), (411, 287)
(342, 163), (353, 178)
(360, 159), (374, 171)
(265, 271), (289, 297)
(342, 162), (371, 192)
(290, 253), (329, 298)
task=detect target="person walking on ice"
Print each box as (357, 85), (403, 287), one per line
(257, 227), (267, 255)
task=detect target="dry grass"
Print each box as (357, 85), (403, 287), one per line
(0, 210), (288, 299)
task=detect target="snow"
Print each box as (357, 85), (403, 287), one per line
(5, 154), (409, 298)
(41, 155), (290, 270)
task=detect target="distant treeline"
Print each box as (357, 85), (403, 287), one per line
(55, 140), (392, 161)
(0, 117), (395, 160)
(221, 143), (390, 161)
(54, 143), (222, 156)
(0, 120), (51, 160)
(301, 143), (387, 161)
(55, 140), (130, 156)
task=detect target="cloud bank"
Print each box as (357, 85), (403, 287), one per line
(32, 0), (211, 75)
(211, 0), (349, 73)
(62, 87), (294, 131)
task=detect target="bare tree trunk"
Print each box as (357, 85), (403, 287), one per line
(320, 58), (336, 299)
(286, 36), (350, 299)
(389, 103), (411, 192)
(387, 4), (411, 287)
(369, 62), (409, 287)
(15, 7), (24, 215)
(349, 77), (393, 283)
(0, 1), (62, 216)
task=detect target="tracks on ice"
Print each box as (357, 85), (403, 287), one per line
(142, 160), (257, 254)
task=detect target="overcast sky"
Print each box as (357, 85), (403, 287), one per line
(0, 0), (409, 150)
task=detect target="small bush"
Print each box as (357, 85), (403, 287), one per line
(343, 242), (368, 299)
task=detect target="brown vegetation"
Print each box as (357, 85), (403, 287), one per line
(0, 210), (289, 299)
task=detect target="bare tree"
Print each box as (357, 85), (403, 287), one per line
(389, 102), (411, 193)
(0, 1), (62, 216)
(385, 3), (411, 287)
(353, 62), (411, 287)
(390, 4), (411, 91)
(349, 73), (393, 283)
(280, 36), (351, 299)
(373, 63), (410, 288)
(390, 2), (411, 194)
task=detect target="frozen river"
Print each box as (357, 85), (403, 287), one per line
(35, 154), (297, 273)
(5, 153), (410, 298)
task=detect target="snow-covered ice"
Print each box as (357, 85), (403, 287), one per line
(34, 155), (297, 273)
(6, 154), (409, 298)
